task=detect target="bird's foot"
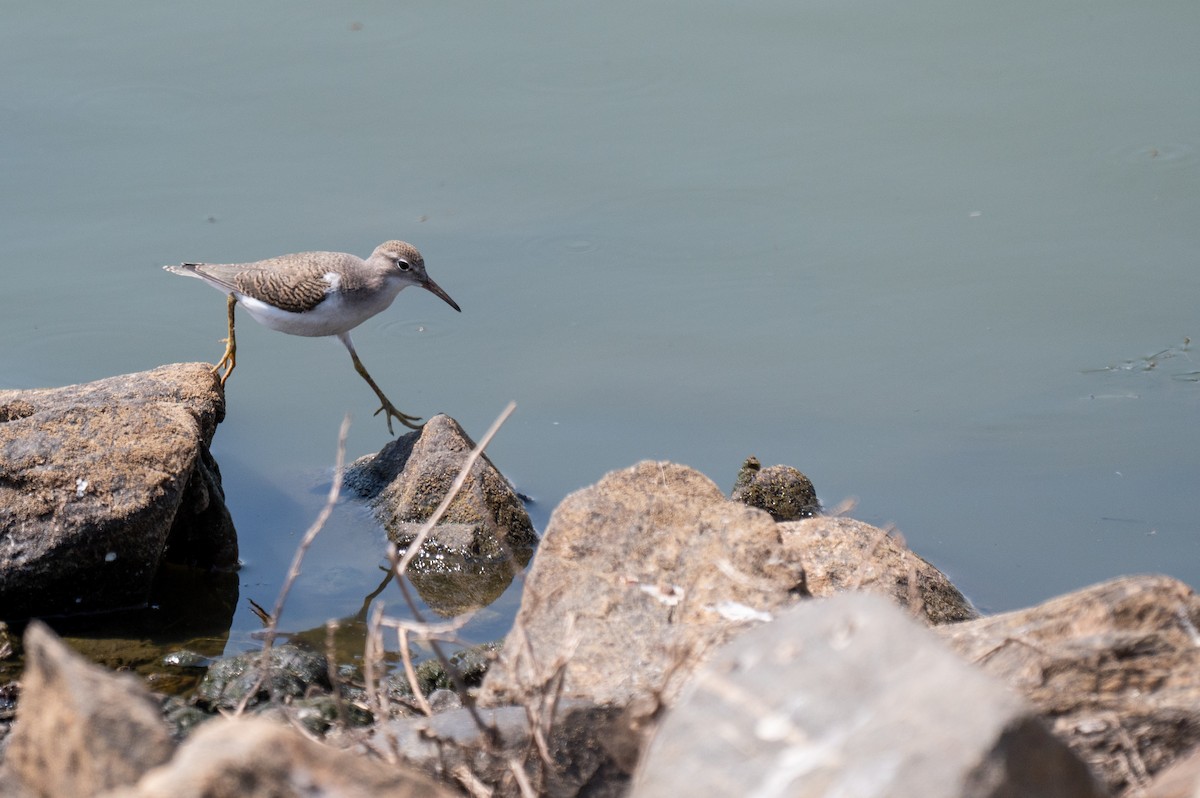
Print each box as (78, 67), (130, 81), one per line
(212, 336), (236, 388)
(213, 293), (237, 389)
(373, 399), (424, 435)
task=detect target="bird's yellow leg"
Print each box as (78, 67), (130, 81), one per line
(213, 293), (237, 388)
(347, 349), (423, 434)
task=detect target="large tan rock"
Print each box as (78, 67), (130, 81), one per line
(0, 364), (236, 618)
(781, 515), (978, 625)
(1, 622), (175, 797)
(479, 461), (809, 708)
(938, 574), (1200, 795)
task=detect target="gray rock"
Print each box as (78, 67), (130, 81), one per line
(102, 716), (454, 798)
(194, 645), (331, 712)
(731, 456), (820, 520)
(780, 515), (978, 624)
(1, 622), (175, 797)
(479, 461), (809, 709)
(632, 593), (1108, 798)
(345, 414), (535, 614)
(0, 364), (236, 619)
(373, 699), (631, 798)
(345, 414), (535, 562)
(938, 574), (1200, 795)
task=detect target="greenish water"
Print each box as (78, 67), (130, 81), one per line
(2, 1), (1199, 665)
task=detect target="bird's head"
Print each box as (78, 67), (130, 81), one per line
(371, 240), (461, 312)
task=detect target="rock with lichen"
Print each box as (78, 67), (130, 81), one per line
(730, 456), (820, 521)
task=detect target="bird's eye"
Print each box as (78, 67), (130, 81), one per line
(394, 259), (412, 271)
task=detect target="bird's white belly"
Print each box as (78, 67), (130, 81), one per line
(238, 286), (403, 338)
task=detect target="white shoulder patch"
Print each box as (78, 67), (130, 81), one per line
(323, 272), (342, 291)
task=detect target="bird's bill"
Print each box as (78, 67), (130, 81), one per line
(422, 277), (462, 312)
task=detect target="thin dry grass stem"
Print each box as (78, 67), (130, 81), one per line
(262, 414), (352, 653)
(714, 557), (787, 592)
(233, 415), (351, 717)
(452, 764), (494, 798)
(363, 601), (402, 764)
(906, 562), (925, 620)
(393, 400), (516, 578)
(324, 620), (353, 730)
(828, 497), (859, 517)
(1101, 711), (1150, 792)
(397, 627), (433, 717)
(375, 614), (474, 638)
(357, 403), (521, 770)
(364, 402), (517, 740)
(523, 655), (568, 768)
(696, 668), (812, 747)
(501, 605), (576, 774)
(507, 758), (538, 798)
(393, 577), (498, 743)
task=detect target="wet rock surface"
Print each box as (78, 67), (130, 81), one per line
(193, 645), (332, 712)
(346, 414), (535, 574)
(0, 364), (236, 619)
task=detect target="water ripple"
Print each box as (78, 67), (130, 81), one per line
(1105, 141), (1198, 170)
(373, 317), (459, 342)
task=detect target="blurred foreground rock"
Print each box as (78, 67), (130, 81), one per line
(632, 593), (1107, 797)
(103, 715), (453, 798)
(1143, 748), (1200, 798)
(0, 364), (236, 619)
(1, 622), (174, 796)
(0, 623), (452, 798)
(939, 574), (1200, 796)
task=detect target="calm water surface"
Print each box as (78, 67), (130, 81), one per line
(2, 2), (1198, 660)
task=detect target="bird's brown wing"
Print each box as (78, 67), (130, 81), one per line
(192, 252), (353, 314)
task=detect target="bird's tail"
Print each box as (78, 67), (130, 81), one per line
(162, 263), (203, 277)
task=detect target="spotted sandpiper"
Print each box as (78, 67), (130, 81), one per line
(163, 240), (460, 433)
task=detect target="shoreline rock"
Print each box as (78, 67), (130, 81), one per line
(0, 364), (237, 620)
(5, 404), (1200, 796)
(345, 413), (536, 614)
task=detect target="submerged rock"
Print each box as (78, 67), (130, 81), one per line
(194, 645), (331, 712)
(0, 364), (237, 619)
